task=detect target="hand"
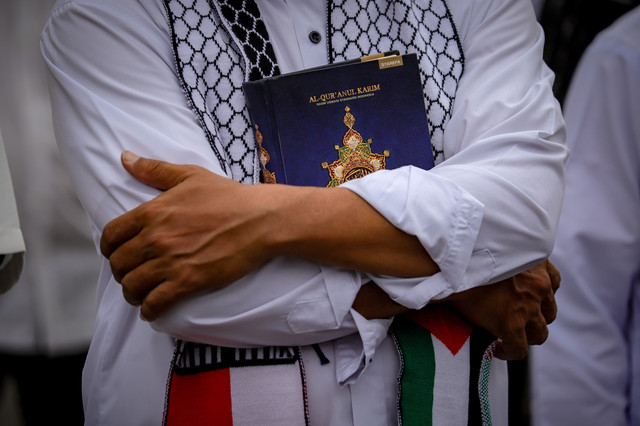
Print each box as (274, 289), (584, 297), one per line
(352, 282), (409, 319)
(101, 152), (437, 322)
(100, 151), (278, 321)
(448, 259), (560, 360)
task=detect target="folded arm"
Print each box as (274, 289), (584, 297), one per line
(42, 0), (565, 359)
(41, 1), (440, 353)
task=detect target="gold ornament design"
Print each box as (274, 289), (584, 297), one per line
(321, 106), (390, 187)
(255, 124), (276, 184)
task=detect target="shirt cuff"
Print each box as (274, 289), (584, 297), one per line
(341, 166), (485, 300)
(286, 264), (361, 334)
(334, 310), (392, 386)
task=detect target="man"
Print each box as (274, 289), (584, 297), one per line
(42, 0), (566, 424)
(531, 6), (640, 425)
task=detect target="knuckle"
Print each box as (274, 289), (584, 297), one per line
(526, 319), (549, 345)
(137, 204), (159, 223)
(142, 231), (161, 249)
(144, 159), (168, 181)
(143, 231), (171, 256)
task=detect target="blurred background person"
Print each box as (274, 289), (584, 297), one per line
(530, 5), (640, 426)
(537, 0), (640, 104)
(0, 130), (25, 293)
(509, 1), (639, 424)
(0, 1), (99, 425)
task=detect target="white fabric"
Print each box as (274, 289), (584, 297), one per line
(432, 337), (470, 424)
(530, 6), (640, 426)
(0, 131), (25, 293)
(0, 0), (98, 356)
(41, 0), (565, 424)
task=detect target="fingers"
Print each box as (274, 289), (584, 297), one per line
(538, 259), (559, 324)
(494, 330), (529, 360)
(545, 259), (561, 293)
(540, 290), (558, 324)
(102, 222), (152, 280)
(100, 212), (143, 259)
(102, 151), (198, 258)
(525, 312), (549, 345)
(121, 150), (195, 191)
(119, 257), (168, 306)
(139, 280), (191, 322)
(118, 258), (189, 321)
(496, 311), (549, 361)
(494, 319), (548, 360)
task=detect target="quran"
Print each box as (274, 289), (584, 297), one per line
(243, 52), (434, 187)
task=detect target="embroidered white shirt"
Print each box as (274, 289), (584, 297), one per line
(41, 0), (566, 424)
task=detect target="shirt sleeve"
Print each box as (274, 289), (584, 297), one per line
(41, 1), (370, 350)
(342, 0), (568, 308)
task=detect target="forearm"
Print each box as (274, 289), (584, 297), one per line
(346, 0), (567, 301)
(259, 183), (439, 278)
(41, 0), (425, 353)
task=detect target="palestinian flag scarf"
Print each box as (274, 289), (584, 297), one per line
(164, 344), (310, 425)
(392, 304), (500, 426)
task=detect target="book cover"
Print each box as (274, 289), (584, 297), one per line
(243, 53), (434, 187)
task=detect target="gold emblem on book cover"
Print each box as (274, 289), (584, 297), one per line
(321, 106), (390, 187)
(254, 125), (276, 184)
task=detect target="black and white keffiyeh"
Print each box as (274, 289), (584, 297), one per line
(164, 0), (280, 184)
(329, 0), (464, 164)
(164, 0), (463, 183)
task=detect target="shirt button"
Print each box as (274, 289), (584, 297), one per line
(308, 30), (322, 44)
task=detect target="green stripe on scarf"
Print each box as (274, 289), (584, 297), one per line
(393, 316), (436, 425)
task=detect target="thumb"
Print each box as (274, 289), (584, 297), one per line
(121, 150), (192, 190)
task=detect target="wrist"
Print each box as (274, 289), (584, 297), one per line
(259, 184), (333, 259)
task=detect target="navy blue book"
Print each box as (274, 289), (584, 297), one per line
(243, 53), (434, 187)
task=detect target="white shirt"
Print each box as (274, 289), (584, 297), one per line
(41, 0), (566, 424)
(530, 6), (640, 426)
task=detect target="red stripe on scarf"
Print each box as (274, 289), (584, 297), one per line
(166, 369), (233, 425)
(406, 303), (473, 355)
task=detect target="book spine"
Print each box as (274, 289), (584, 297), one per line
(242, 80), (284, 184)
(262, 79), (289, 184)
